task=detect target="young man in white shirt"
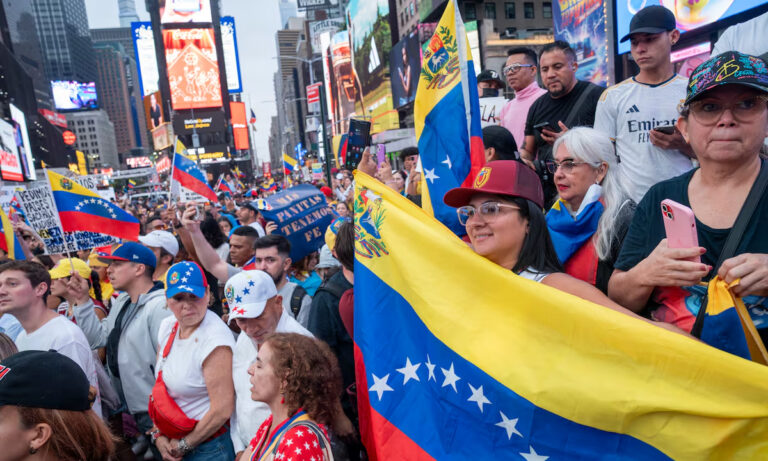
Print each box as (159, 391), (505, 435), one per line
(594, 5), (693, 203)
(0, 260), (101, 416)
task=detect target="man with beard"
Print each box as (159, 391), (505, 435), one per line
(519, 41), (604, 207)
(182, 210), (312, 326)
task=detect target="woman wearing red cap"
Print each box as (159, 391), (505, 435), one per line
(443, 160), (685, 331)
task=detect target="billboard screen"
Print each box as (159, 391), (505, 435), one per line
(51, 81), (98, 111)
(389, 32), (421, 109)
(163, 28), (222, 110)
(171, 109), (226, 134)
(151, 123), (174, 151)
(221, 16), (243, 93)
(554, 0), (609, 86)
(616, 1), (765, 55)
(327, 31), (356, 136)
(230, 101), (249, 150)
(346, 0), (399, 134)
(160, 0), (212, 24)
(132, 22), (160, 96)
(39, 109), (67, 128)
(0, 119), (23, 182)
(9, 104), (36, 180)
(144, 91), (165, 130)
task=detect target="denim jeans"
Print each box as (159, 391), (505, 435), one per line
(183, 430), (235, 461)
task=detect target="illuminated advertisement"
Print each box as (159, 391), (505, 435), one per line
(160, 0), (212, 24)
(230, 101), (249, 150)
(185, 145), (229, 164)
(144, 91), (165, 130)
(172, 109), (226, 134)
(163, 28), (222, 110)
(156, 155), (171, 173)
(616, 1), (765, 55)
(131, 22), (160, 96)
(554, 0), (609, 86)
(220, 16), (243, 93)
(126, 156), (153, 168)
(51, 81), (98, 111)
(151, 123), (174, 151)
(346, 0), (399, 134)
(0, 119), (23, 182)
(38, 109), (67, 128)
(9, 104), (36, 180)
(389, 32), (421, 109)
(328, 31), (356, 136)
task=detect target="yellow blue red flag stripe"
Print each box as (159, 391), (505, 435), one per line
(172, 140), (217, 203)
(283, 153), (297, 174)
(352, 171), (768, 460)
(0, 206), (24, 260)
(414, 0), (484, 235)
(47, 170), (139, 241)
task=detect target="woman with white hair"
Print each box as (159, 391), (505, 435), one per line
(545, 127), (635, 293)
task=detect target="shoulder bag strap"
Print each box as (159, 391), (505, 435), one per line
(691, 161), (768, 337)
(157, 322), (179, 374)
(563, 83), (600, 128)
(271, 420), (334, 460)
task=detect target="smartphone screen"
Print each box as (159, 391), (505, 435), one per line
(376, 144), (386, 165)
(344, 119), (372, 170)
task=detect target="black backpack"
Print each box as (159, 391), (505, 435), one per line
(289, 284), (307, 318)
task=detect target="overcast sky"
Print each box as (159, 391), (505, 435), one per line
(84, 0), (280, 163)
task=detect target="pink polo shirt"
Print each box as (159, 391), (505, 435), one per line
(498, 81), (547, 149)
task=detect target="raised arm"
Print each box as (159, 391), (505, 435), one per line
(181, 206), (230, 281)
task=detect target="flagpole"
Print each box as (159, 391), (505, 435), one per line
(168, 137), (177, 205)
(453, 0), (473, 139)
(43, 168), (77, 271)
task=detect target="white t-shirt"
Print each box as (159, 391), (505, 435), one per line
(712, 11), (768, 57)
(15, 315), (102, 416)
(156, 310), (236, 420)
(594, 75), (693, 203)
(248, 221), (266, 237)
(215, 243), (230, 261)
(230, 311), (312, 453)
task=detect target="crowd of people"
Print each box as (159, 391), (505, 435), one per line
(1, 4), (768, 460)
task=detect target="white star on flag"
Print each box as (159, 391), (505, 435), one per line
(496, 411), (522, 439)
(424, 168), (440, 184)
(442, 155), (452, 170)
(75, 205), (81, 211)
(396, 357), (421, 385)
(520, 445), (548, 461)
(369, 373), (393, 401)
(425, 355), (436, 381)
(440, 363), (460, 392)
(467, 383), (491, 412)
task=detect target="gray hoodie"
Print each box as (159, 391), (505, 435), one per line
(74, 285), (171, 414)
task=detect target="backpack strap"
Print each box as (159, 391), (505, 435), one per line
(316, 278), (347, 299)
(563, 82), (602, 128)
(691, 160), (768, 338)
(289, 285), (307, 318)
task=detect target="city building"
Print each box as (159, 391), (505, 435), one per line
(32, 0), (97, 83)
(279, 0), (299, 28)
(117, 0), (139, 28)
(395, 0), (419, 40)
(67, 109), (119, 169)
(91, 27), (150, 158)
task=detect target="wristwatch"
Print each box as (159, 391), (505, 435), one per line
(149, 429), (160, 444)
(177, 438), (193, 455)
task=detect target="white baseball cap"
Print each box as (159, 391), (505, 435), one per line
(139, 230), (179, 257)
(225, 270), (278, 323)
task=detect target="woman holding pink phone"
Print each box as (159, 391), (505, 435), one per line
(608, 51), (768, 359)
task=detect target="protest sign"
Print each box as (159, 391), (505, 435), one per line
(261, 184), (334, 261)
(16, 184), (117, 254)
(478, 96), (507, 127)
(0, 185), (24, 213)
(312, 163), (323, 180)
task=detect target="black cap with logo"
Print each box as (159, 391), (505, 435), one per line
(620, 5), (676, 43)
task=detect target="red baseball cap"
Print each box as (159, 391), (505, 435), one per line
(443, 160), (544, 209)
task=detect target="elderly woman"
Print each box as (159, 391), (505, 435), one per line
(608, 51), (768, 356)
(240, 333), (341, 461)
(0, 350), (114, 461)
(149, 261), (235, 460)
(546, 127), (635, 293)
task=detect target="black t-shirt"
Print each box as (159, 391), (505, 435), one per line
(524, 80), (604, 161)
(615, 162), (768, 344)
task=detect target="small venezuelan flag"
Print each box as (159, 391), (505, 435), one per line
(283, 153), (297, 175)
(0, 207), (24, 260)
(172, 140), (218, 203)
(47, 170), (139, 241)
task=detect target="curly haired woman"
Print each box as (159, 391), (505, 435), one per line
(241, 333), (342, 461)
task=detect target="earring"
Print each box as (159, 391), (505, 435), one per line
(280, 394), (285, 404)
(29, 447), (38, 454)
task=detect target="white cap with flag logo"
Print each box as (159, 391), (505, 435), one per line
(225, 271), (278, 323)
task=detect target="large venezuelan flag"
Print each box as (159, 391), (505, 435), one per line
(353, 171), (768, 460)
(48, 170), (139, 241)
(414, 0), (484, 236)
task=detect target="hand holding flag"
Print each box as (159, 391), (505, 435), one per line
(171, 139), (218, 203)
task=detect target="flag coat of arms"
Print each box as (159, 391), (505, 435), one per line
(352, 171), (768, 460)
(414, 0), (484, 235)
(47, 170), (139, 241)
(171, 140), (218, 203)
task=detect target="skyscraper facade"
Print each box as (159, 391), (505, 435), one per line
(117, 0), (139, 27)
(32, 0), (97, 83)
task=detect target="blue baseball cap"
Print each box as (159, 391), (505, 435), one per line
(165, 261), (208, 299)
(99, 241), (156, 268)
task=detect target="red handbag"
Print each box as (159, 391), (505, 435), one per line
(148, 322), (198, 439)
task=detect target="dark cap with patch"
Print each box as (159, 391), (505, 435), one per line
(620, 5), (676, 43)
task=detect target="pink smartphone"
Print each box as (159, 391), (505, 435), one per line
(661, 199), (700, 263)
(376, 144), (386, 165)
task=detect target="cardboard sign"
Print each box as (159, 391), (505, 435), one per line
(478, 96), (507, 127)
(261, 185), (334, 261)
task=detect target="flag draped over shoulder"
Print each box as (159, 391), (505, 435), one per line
(0, 207), (24, 260)
(352, 171), (768, 460)
(171, 140), (217, 202)
(414, 0), (484, 236)
(47, 170), (139, 241)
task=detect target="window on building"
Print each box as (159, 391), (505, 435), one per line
(484, 3), (496, 19)
(543, 2), (553, 18)
(410, 2), (415, 15)
(465, 3), (476, 20)
(524, 2), (534, 18)
(505, 2), (515, 19)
